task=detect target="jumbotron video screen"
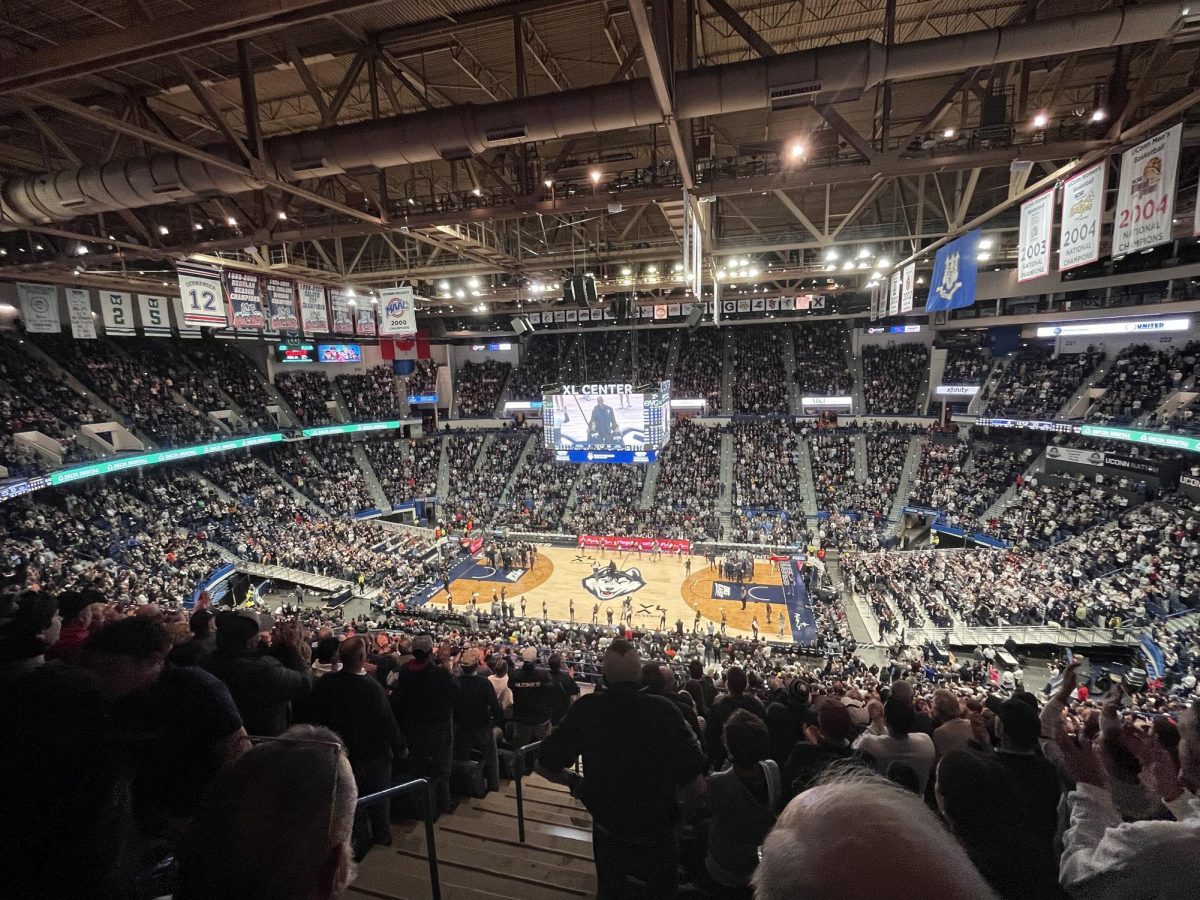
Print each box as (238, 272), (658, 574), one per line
(543, 381), (671, 463)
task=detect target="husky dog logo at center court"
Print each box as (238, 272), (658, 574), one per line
(583, 566), (646, 601)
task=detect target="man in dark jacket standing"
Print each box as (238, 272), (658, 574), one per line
(705, 666), (767, 769)
(537, 640), (706, 900)
(205, 610), (311, 736)
(509, 646), (554, 747)
(453, 647), (503, 793)
(390, 635), (458, 813)
(306, 636), (406, 859)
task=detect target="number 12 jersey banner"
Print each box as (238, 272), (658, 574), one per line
(176, 262), (229, 327)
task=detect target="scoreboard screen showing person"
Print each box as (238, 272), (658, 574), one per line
(543, 382), (671, 463)
(316, 343), (362, 363)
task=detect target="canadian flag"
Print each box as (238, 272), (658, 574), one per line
(380, 330), (431, 360)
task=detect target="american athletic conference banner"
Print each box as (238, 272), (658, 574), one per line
(1017, 190), (1054, 283)
(16, 282), (61, 333)
(924, 229), (981, 313)
(298, 282), (329, 334)
(1112, 124), (1181, 257)
(176, 262), (228, 326)
(379, 286), (417, 335)
(266, 277), (300, 331)
(578, 534), (692, 554)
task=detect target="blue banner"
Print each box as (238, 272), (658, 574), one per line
(554, 449), (657, 463)
(1140, 634), (1165, 679)
(925, 229), (982, 312)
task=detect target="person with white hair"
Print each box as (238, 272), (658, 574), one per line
(754, 769), (998, 900)
(174, 724), (359, 900)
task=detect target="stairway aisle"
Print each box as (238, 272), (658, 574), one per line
(500, 433), (536, 503)
(353, 442), (393, 511)
(719, 330), (733, 414)
(346, 775), (595, 900)
(885, 435), (925, 530)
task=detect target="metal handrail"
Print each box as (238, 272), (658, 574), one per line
(355, 778), (441, 900)
(512, 741), (542, 844)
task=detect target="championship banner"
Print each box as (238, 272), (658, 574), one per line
(1113, 124), (1181, 257)
(137, 295), (171, 336)
(266, 277), (300, 331)
(298, 282), (329, 334)
(176, 261), (228, 326)
(900, 263), (915, 313)
(223, 269), (266, 330)
(16, 282), (61, 333)
(577, 534), (692, 554)
(924, 229), (981, 312)
(889, 270), (902, 316)
(65, 288), (96, 339)
(1058, 162), (1105, 272)
(1017, 190), (1054, 283)
(378, 285), (417, 335)
(355, 304), (377, 337)
(328, 289), (355, 335)
(100, 290), (135, 336)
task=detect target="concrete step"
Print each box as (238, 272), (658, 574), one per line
(352, 847), (589, 900)
(466, 794), (592, 830)
(390, 827), (594, 892)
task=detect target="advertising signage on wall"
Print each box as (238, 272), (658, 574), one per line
(1035, 318), (1190, 338)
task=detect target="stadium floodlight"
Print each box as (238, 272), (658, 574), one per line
(1031, 112), (1049, 128)
(857, 247), (871, 258)
(824, 248), (838, 261)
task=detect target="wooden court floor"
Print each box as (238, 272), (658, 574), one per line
(423, 546), (793, 643)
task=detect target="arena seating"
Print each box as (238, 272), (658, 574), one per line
(632, 328), (674, 384)
(274, 371), (337, 425)
(403, 359), (439, 398)
(672, 328), (723, 411)
(506, 333), (562, 401)
(986, 344), (1102, 418)
(862, 345), (928, 414)
(1085, 341), (1200, 423)
(267, 439), (376, 516)
(180, 341), (276, 429)
(633, 419), (721, 541)
(337, 366), (404, 421)
(563, 463), (645, 535)
(730, 420), (807, 545)
(793, 322), (852, 397)
(494, 446), (572, 531)
(363, 436), (440, 505)
(441, 431), (527, 529)
(730, 324), (790, 414)
(455, 360), (511, 417)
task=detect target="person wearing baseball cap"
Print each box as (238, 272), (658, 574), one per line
(537, 639), (706, 898)
(453, 646), (503, 793)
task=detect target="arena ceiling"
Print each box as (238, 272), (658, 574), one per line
(0, 0), (1197, 315)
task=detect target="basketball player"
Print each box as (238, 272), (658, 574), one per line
(520, 596), (527, 617)
(720, 609), (727, 633)
(569, 599), (575, 623)
(684, 557), (691, 577)
(592, 603), (599, 624)
(694, 610), (701, 632)
(752, 616), (759, 641)
(606, 607), (614, 625)
(542, 600), (548, 619)
(765, 601), (772, 625)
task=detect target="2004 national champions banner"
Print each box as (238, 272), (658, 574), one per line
(16, 282), (61, 333)
(1058, 162), (1105, 272)
(1112, 124), (1181, 257)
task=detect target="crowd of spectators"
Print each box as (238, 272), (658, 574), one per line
(793, 323), (852, 397)
(982, 472), (1132, 547)
(274, 371), (337, 426)
(403, 359), (439, 398)
(180, 341), (276, 430)
(910, 436), (1032, 527)
(440, 431), (527, 530)
(630, 420), (721, 541)
(730, 324), (790, 414)
(506, 333), (562, 401)
(127, 339), (227, 414)
(1, 390), (101, 475)
(561, 331), (629, 384)
(363, 436), (440, 505)
(673, 328), (723, 411)
(31, 334), (220, 446)
(266, 439), (375, 516)
(455, 360), (511, 417)
(336, 366), (403, 421)
(730, 420), (807, 545)
(863, 427), (913, 517)
(563, 463), (646, 535)
(1086, 342), (1200, 423)
(809, 428), (862, 514)
(494, 446), (573, 531)
(941, 346), (991, 385)
(633, 329), (674, 384)
(907, 437), (971, 512)
(987, 344), (1102, 418)
(863, 344), (929, 415)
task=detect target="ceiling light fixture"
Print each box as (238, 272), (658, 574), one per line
(1031, 112), (1049, 128)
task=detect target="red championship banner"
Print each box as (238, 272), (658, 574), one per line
(577, 534), (692, 554)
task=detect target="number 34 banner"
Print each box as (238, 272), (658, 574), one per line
(1112, 123), (1181, 257)
(176, 261), (229, 327)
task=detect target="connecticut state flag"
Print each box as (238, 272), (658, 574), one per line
(925, 229), (982, 312)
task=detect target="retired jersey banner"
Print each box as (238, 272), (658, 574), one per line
(137, 295), (171, 336)
(780, 296), (794, 310)
(1113, 124), (1181, 257)
(355, 304), (377, 337)
(889, 270), (902, 316)
(173, 295), (202, 338)
(100, 290), (135, 336)
(298, 282), (329, 334)
(16, 282), (61, 333)
(223, 269), (266, 329)
(378, 286), (417, 335)
(925, 229), (981, 312)
(65, 288), (96, 339)
(1058, 163), (1105, 272)
(900, 263), (916, 313)
(265, 277), (299, 331)
(328, 289), (355, 335)
(577, 534), (692, 554)
(766, 297), (779, 311)
(1018, 190), (1054, 283)
(176, 261), (227, 326)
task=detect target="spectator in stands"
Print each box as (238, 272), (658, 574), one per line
(782, 700), (859, 797)
(174, 724), (358, 900)
(205, 610), (312, 736)
(548, 651), (580, 726)
(305, 636), (406, 860)
(44, 589), (101, 664)
(454, 646), (503, 794)
(169, 607), (217, 667)
(755, 771), (999, 900)
(706, 666), (768, 769)
(852, 696), (936, 794)
(390, 635), (458, 813)
(704, 709), (783, 893)
(863, 344), (928, 414)
(537, 639), (706, 900)
(510, 645), (555, 746)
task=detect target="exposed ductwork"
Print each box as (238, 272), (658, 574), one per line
(0, 1), (1184, 226)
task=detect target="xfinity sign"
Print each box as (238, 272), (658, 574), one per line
(1035, 317), (1190, 337)
(934, 385), (980, 397)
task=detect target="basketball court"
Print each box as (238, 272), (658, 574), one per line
(421, 545), (802, 644)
